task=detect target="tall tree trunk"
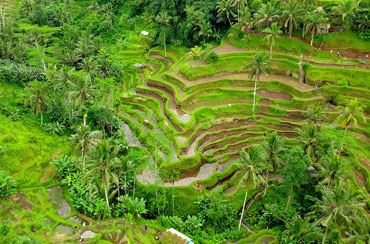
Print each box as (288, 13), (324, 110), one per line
(172, 182), (175, 216)
(252, 78), (258, 112)
(269, 42), (273, 58)
(322, 226), (329, 244)
(285, 186), (293, 211)
(164, 31), (167, 57)
(40, 111), (43, 127)
(310, 29), (315, 46)
(105, 187), (109, 206)
(238, 189), (248, 231)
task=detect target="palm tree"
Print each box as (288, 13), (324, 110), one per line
(254, 2), (278, 28)
(302, 0), (317, 38)
(236, 145), (267, 231)
(305, 10), (328, 46)
(74, 33), (94, 58)
(25, 81), (48, 127)
(168, 170), (180, 216)
(245, 54), (270, 112)
(231, 0), (248, 25)
(281, 0), (303, 37)
(308, 183), (365, 244)
(262, 22), (282, 58)
(304, 104), (326, 125)
(70, 125), (102, 172)
(261, 131), (286, 174)
(337, 99), (366, 133)
(317, 151), (350, 190)
(198, 21), (213, 43)
(296, 123), (319, 163)
(67, 74), (94, 108)
(333, 0), (358, 31)
(283, 216), (322, 243)
(216, 0), (236, 26)
(88, 1), (100, 20)
(86, 139), (121, 206)
(155, 11), (172, 57)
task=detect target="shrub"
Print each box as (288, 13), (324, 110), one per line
(205, 52), (219, 64)
(0, 171), (17, 197)
(51, 155), (78, 178)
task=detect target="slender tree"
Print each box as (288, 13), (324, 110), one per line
(67, 74), (95, 108)
(155, 11), (172, 57)
(304, 104), (326, 125)
(26, 80), (48, 127)
(333, 0), (358, 31)
(236, 145), (267, 231)
(254, 2), (278, 28)
(86, 139), (121, 206)
(305, 10), (328, 46)
(70, 125), (102, 172)
(246, 53), (270, 112)
(308, 183), (365, 244)
(296, 123), (320, 163)
(281, 0), (303, 37)
(263, 22), (282, 58)
(337, 99), (366, 133)
(169, 170), (179, 216)
(216, 0), (236, 26)
(261, 131), (286, 174)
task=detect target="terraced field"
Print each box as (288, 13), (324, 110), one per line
(115, 37), (370, 197)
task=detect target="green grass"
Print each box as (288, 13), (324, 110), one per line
(0, 114), (71, 186)
(316, 31), (370, 52)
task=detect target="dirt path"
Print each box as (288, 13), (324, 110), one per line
(190, 45), (218, 66)
(171, 72), (314, 91)
(214, 41), (249, 55)
(137, 163), (216, 187)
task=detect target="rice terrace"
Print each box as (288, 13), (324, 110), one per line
(0, 0), (369, 243)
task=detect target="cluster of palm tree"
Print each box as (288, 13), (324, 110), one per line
(235, 99), (367, 242)
(217, 0), (363, 45)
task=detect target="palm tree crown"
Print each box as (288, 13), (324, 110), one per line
(281, 0), (303, 37)
(263, 22), (282, 58)
(86, 139), (121, 206)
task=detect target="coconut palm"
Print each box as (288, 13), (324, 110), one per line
(333, 0), (358, 31)
(254, 2), (278, 28)
(245, 53), (270, 112)
(74, 33), (94, 58)
(88, 1), (100, 20)
(216, 0), (236, 26)
(336, 99), (366, 133)
(67, 74), (95, 108)
(236, 145), (267, 231)
(304, 104), (327, 125)
(308, 183), (365, 244)
(155, 11), (172, 57)
(168, 170), (180, 216)
(198, 21), (213, 43)
(70, 125), (102, 172)
(302, 0), (318, 38)
(86, 139), (121, 206)
(281, 0), (303, 37)
(316, 151), (350, 190)
(261, 131), (286, 174)
(25, 80), (49, 127)
(283, 216), (322, 243)
(262, 22), (282, 58)
(305, 10), (328, 46)
(231, 0), (248, 25)
(296, 123), (320, 163)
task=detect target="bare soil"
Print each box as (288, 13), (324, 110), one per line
(256, 90), (292, 101)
